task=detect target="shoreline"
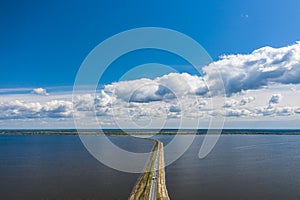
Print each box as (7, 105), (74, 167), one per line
(1, 130), (300, 136)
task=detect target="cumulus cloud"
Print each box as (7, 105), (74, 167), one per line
(73, 91), (115, 116)
(0, 92), (299, 123)
(240, 96), (255, 106)
(224, 99), (239, 108)
(32, 88), (48, 96)
(166, 105), (180, 118)
(198, 100), (207, 108)
(0, 100), (72, 119)
(225, 108), (252, 117)
(222, 105), (298, 118)
(294, 108), (300, 114)
(99, 42), (300, 104)
(42, 100), (73, 118)
(255, 106), (294, 117)
(169, 105), (181, 113)
(223, 96), (255, 108)
(2, 42), (300, 125)
(203, 42), (300, 96)
(104, 73), (208, 103)
(269, 94), (282, 105)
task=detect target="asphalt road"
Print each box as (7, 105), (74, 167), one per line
(149, 144), (160, 200)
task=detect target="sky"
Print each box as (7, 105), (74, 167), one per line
(1, 0), (300, 129)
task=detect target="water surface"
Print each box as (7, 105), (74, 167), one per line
(0, 135), (153, 200)
(1, 134), (300, 199)
(157, 135), (300, 200)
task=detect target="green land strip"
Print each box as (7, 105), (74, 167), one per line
(128, 139), (158, 200)
(156, 141), (170, 200)
(1, 129), (300, 135)
(128, 139), (170, 200)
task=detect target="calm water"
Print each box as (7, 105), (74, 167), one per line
(1, 134), (300, 199)
(157, 135), (300, 200)
(0, 135), (153, 200)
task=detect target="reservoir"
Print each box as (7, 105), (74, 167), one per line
(1, 134), (300, 199)
(0, 135), (153, 199)
(158, 135), (300, 200)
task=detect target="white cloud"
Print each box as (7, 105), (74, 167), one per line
(203, 42), (300, 96)
(2, 42), (300, 128)
(222, 105), (297, 118)
(254, 106), (294, 117)
(269, 94), (282, 105)
(225, 108), (252, 117)
(294, 108), (300, 114)
(223, 96), (255, 108)
(1, 87), (300, 128)
(240, 96), (255, 106)
(224, 99), (239, 108)
(169, 105), (181, 113)
(0, 99), (72, 119)
(104, 73), (208, 103)
(198, 99), (208, 108)
(32, 88), (49, 96)
(42, 100), (73, 118)
(102, 42), (300, 102)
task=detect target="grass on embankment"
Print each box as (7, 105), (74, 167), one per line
(128, 139), (158, 200)
(156, 141), (170, 200)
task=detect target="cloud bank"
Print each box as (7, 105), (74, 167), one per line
(103, 41), (300, 103)
(1, 42), (300, 128)
(0, 100), (72, 119)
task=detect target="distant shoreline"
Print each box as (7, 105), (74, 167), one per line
(1, 129), (300, 135)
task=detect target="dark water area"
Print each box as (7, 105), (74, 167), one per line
(158, 135), (300, 200)
(0, 135), (153, 200)
(1, 134), (300, 200)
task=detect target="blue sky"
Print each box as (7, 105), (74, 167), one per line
(1, 0), (300, 129)
(1, 0), (300, 87)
